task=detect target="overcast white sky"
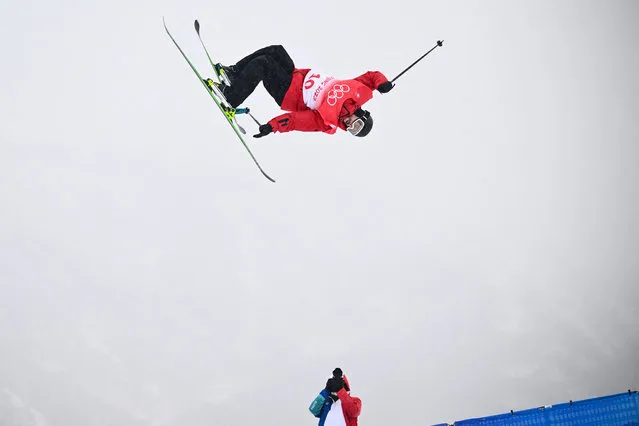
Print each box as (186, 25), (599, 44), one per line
(1, 1), (638, 425)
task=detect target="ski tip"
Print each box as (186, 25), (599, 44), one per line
(194, 19), (200, 32)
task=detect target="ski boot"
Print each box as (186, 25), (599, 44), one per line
(214, 63), (236, 86)
(203, 77), (217, 92)
(204, 78), (229, 102)
(204, 80), (237, 119)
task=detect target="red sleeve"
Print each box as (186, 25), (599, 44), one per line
(336, 389), (362, 418)
(353, 71), (389, 91)
(267, 110), (332, 133)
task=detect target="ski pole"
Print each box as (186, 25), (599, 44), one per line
(247, 111), (262, 127)
(233, 109), (262, 134)
(391, 40), (444, 84)
(231, 108), (261, 133)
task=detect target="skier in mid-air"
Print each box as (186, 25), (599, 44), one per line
(165, 19), (440, 181)
(309, 368), (362, 426)
(204, 45), (394, 139)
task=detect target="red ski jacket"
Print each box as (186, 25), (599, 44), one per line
(267, 69), (388, 134)
(336, 388), (362, 426)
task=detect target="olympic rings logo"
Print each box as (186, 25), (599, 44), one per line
(326, 84), (351, 106)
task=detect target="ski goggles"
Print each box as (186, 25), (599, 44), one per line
(346, 109), (370, 136)
(347, 117), (366, 136)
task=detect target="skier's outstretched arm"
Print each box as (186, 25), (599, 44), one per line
(268, 110), (333, 133)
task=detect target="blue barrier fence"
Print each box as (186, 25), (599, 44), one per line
(435, 390), (639, 425)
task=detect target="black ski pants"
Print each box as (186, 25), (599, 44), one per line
(224, 45), (295, 108)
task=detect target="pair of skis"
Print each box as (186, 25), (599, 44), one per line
(163, 18), (275, 182)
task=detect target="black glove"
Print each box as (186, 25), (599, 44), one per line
(253, 123), (273, 138)
(325, 377), (345, 393)
(377, 81), (394, 94)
